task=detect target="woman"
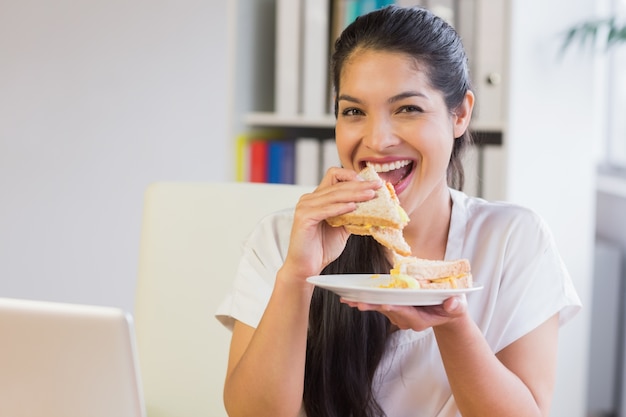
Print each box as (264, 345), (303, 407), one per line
(217, 6), (581, 417)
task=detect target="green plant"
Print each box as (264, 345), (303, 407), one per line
(561, 17), (626, 53)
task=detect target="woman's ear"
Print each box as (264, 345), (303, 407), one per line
(452, 90), (475, 138)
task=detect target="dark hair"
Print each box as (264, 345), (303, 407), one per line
(303, 6), (474, 417)
(331, 5), (473, 191)
(304, 236), (391, 417)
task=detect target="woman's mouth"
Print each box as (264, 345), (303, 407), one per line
(365, 160), (414, 189)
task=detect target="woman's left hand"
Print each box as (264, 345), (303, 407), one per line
(341, 295), (468, 331)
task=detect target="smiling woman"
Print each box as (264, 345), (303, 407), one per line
(218, 6), (581, 417)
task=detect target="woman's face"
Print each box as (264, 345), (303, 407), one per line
(335, 49), (471, 216)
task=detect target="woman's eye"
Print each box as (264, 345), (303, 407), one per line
(398, 105), (423, 113)
(341, 108), (364, 116)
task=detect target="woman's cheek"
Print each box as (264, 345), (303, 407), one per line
(335, 124), (361, 168)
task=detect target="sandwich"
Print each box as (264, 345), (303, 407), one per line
(386, 255), (473, 289)
(325, 166), (411, 256)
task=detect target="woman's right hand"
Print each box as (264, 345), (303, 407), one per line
(280, 167), (382, 283)
(225, 167), (381, 417)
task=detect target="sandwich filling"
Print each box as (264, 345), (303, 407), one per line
(384, 256), (473, 289)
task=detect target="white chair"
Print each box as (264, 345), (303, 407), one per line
(134, 181), (312, 417)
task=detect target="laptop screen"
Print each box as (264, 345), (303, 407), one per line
(0, 297), (146, 417)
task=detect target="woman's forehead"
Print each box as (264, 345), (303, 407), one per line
(339, 49), (431, 91)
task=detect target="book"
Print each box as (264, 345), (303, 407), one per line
(330, 0), (346, 45)
(275, 0), (302, 115)
(234, 134), (250, 182)
(281, 140), (296, 184)
(302, 0), (331, 117)
(295, 137), (322, 186)
(268, 140), (296, 184)
(377, 0), (395, 6)
(344, 0), (360, 27)
(249, 139), (269, 183)
(358, 0), (378, 15)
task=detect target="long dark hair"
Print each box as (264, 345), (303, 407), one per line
(303, 6), (474, 417)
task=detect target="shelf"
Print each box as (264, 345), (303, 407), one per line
(245, 112), (336, 128)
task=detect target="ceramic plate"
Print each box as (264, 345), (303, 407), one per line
(306, 274), (482, 306)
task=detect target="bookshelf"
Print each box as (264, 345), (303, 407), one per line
(231, 0), (508, 199)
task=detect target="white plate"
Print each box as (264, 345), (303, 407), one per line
(306, 274), (483, 306)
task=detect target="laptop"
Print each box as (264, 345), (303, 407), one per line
(0, 297), (146, 417)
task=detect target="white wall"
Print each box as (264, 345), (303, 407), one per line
(0, 0), (232, 313)
(506, 1), (597, 416)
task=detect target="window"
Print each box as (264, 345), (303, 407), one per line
(605, 0), (626, 169)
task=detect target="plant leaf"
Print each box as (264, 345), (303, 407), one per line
(606, 19), (626, 50)
(561, 17), (626, 55)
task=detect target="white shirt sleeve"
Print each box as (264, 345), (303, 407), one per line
(489, 209), (581, 351)
(455, 194), (582, 353)
(215, 209), (293, 330)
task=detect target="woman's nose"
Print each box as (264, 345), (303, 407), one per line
(362, 116), (398, 151)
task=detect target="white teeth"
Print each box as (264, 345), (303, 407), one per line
(366, 160), (411, 173)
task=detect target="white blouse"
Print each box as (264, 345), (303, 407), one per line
(216, 189), (582, 417)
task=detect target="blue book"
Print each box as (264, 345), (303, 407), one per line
(359, 0), (378, 15)
(268, 140), (296, 184)
(268, 141), (283, 184)
(280, 140), (295, 184)
(344, 0), (359, 26)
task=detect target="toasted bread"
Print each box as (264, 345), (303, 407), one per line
(326, 166), (409, 230)
(388, 255), (473, 289)
(344, 224), (412, 257)
(325, 166), (411, 256)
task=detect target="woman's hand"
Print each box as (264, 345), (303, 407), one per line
(341, 295), (468, 331)
(281, 167), (382, 282)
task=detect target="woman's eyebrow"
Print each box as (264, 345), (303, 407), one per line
(388, 91), (429, 103)
(336, 94), (361, 104)
(337, 91), (429, 104)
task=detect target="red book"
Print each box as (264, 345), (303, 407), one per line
(249, 140), (268, 183)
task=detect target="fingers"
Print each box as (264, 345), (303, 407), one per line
(285, 166), (386, 279)
(341, 296), (465, 313)
(319, 166), (361, 185)
(340, 295), (468, 331)
(318, 166), (383, 188)
(297, 167), (382, 222)
(443, 294), (467, 314)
